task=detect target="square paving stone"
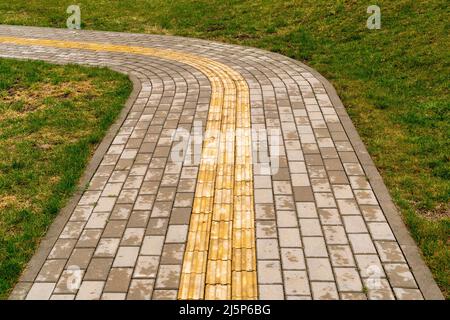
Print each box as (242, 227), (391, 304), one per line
(257, 260), (282, 284)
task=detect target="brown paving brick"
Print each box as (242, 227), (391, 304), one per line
(84, 258), (113, 281)
(104, 268), (133, 292)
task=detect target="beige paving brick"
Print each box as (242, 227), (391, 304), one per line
(334, 268), (363, 292)
(281, 248), (306, 270)
(299, 219), (322, 236)
(134, 256), (159, 278)
(50, 294), (75, 300)
(307, 258), (334, 281)
(26, 283), (56, 300)
(85, 212), (109, 229)
(54, 269), (84, 294)
(49, 239), (77, 259)
(375, 241), (406, 263)
(278, 228), (302, 247)
(303, 237), (328, 257)
(384, 263), (417, 288)
(152, 290), (177, 300)
(276, 210), (297, 227)
(255, 204), (275, 220)
(323, 225), (348, 245)
(254, 189), (274, 204)
(77, 229), (102, 248)
(355, 190), (378, 205)
(76, 281), (104, 300)
(314, 193), (336, 208)
(296, 202), (317, 218)
(348, 234), (377, 254)
(340, 292), (367, 300)
(365, 278), (395, 300)
(166, 225), (188, 243)
(311, 282), (339, 300)
(393, 288), (423, 300)
(256, 220), (277, 238)
(361, 206), (386, 222)
(328, 245), (355, 267)
(258, 260), (283, 284)
(337, 199), (361, 215)
(113, 246), (140, 267)
(127, 279), (154, 300)
(121, 228), (145, 246)
(318, 208), (341, 225)
(94, 238), (121, 257)
(332, 185), (353, 199)
(155, 265), (181, 289)
(342, 215), (367, 233)
(367, 222), (395, 240)
(141, 236), (165, 255)
(259, 284), (284, 300)
(284, 271), (310, 296)
(101, 293), (126, 300)
(36, 260), (66, 282)
(257, 239), (280, 259)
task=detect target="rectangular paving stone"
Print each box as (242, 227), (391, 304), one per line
(127, 279), (154, 300)
(307, 258), (334, 281)
(334, 268), (363, 292)
(48, 239), (77, 259)
(311, 282), (339, 300)
(141, 236), (165, 256)
(113, 247), (140, 267)
(299, 219), (322, 236)
(259, 284), (284, 300)
(278, 228), (302, 248)
(155, 265), (181, 289)
(303, 237), (328, 257)
(67, 248), (94, 269)
(284, 271), (310, 296)
(84, 258), (113, 281)
(257, 239), (280, 260)
(26, 283), (56, 300)
(36, 260), (66, 282)
(348, 234), (377, 254)
(104, 268), (133, 292)
(280, 248), (306, 270)
(76, 281), (104, 300)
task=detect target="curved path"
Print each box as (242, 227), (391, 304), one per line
(1, 25), (442, 300)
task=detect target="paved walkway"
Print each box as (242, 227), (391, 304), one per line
(1, 25), (442, 300)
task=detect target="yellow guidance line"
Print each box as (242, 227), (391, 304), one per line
(0, 36), (257, 300)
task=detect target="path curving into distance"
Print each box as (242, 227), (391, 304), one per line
(0, 25), (442, 300)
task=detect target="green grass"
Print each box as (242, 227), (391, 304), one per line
(0, 58), (131, 298)
(0, 0), (449, 297)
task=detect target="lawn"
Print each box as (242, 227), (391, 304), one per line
(0, 0), (449, 297)
(0, 58), (131, 298)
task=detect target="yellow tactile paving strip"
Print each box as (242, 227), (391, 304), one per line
(0, 36), (257, 300)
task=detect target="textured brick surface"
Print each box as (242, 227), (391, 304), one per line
(1, 25), (435, 300)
